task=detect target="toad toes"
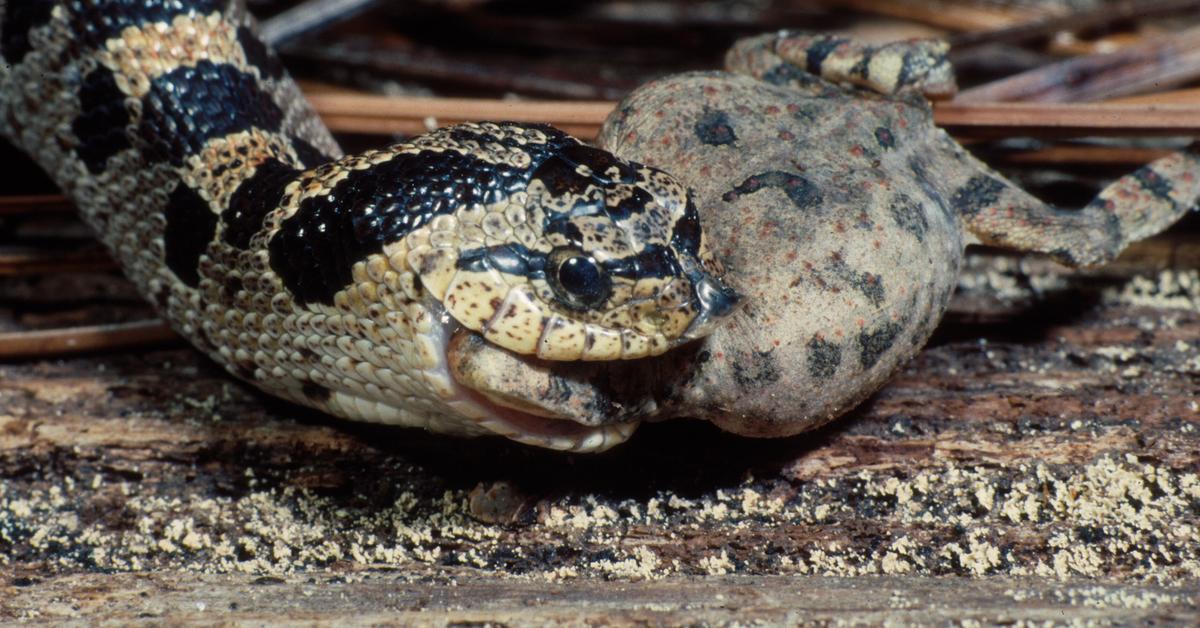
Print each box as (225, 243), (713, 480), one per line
(450, 32), (1200, 440)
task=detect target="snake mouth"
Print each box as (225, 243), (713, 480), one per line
(458, 384), (639, 453)
(439, 322), (639, 453)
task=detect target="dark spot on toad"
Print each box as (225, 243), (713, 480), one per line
(1133, 167), (1175, 201)
(875, 126), (895, 149)
(859, 321), (903, 370)
(723, 171), (822, 212)
(807, 336), (842, 379)
(694, 109), (738, 146)
(951, 175), (1007, 217)
(889, 193), (928, 241)
(731, 349), (782, 388)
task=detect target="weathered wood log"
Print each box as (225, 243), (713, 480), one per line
(1, 244), (1197, 623)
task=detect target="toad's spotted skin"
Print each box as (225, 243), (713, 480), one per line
(452, 31), (1200, 437)
(0, 0), (737, 452)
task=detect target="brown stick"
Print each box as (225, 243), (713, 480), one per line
(0, 247), (116, 275)
(950, 0), (1200, 49)
(933, 102), (1200, 138)
(991, 145), (1171, 167)
(0, 320), (177, 359)
(5, 99), (1197, 221)
(956, 25), (1200, 103)
(307, 92), (1200, 139)
(820, 0), (1037, 32)
(0, 194), (74, 216)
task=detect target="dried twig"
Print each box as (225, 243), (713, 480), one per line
(305, 90), (614, 138)
(950, 0), (1200, 49)
(0, 246), (115, 275)
(303, 90), (1200, 140)
(259, 0), (383, 47)
(822, 0), (1039, 32)
(990, 145), (1171, 168)
(956, 25), (1200, 103)
(932, 102), (1200, 138)
(0, 320), (176, 359)
(0, 194), (73, 216)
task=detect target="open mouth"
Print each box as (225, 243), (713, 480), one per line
(435, 313), (641, 453)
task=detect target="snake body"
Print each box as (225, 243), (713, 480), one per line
(0, 0), (738, 451)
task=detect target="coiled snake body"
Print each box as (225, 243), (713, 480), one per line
(0, 0), (738, 451)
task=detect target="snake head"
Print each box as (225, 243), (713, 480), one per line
(409, 139), (739, 361)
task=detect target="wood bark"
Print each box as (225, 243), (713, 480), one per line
(1, 239), (1198, 623)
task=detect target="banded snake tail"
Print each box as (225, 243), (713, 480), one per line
(0, 0), (739, 452)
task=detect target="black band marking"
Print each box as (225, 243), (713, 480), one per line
(68, 0), (222, 48)
(222, 158), (300, 250)
(164, 183), (218, 287)
(301, 382), (332, 402)
(269, 141), (555, 305)
(289, 137), (331, 169)
(1, 0), (54, 62)
(236, 25), (285, 80)
(532, 153), (594, 197)
(72, 66), (132, 174)
(670, 200), (702, 256)
(561, 144), (638, 184)
(805, 36), (848, 76)
(140, 60), (284, 166)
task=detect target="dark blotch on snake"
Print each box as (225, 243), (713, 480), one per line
(72, 66), (132, 174)
(164, 182), (217, 288)
(270, 135), (567, 305)
(670, 200), (703, 256)
(1, 0), (53, 62)
(68, 0), (222, 47)
(561, 144), (638, 183)
(602, 244), (681, 280)
(302, 383), (332, 402)
(606, 186), (654, 220)
(139, 60), (284, 166)
(805, 36), (850, 75)
(533, 154), (594, 197)
(236, 25), (285, 80)
(222, 158), (300, 250)
(289, 137), (330, 169)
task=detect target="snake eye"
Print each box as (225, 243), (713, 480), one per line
(550, 249), (611, 309)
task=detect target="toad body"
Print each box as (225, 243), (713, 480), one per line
(450, 32), (1200, 439)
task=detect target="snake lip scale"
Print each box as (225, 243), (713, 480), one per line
(0, 0), (739, 453)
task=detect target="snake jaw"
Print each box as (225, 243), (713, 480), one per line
(436, 312), (641, 452)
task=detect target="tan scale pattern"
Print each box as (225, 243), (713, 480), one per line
(0, 2), (735, 452)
